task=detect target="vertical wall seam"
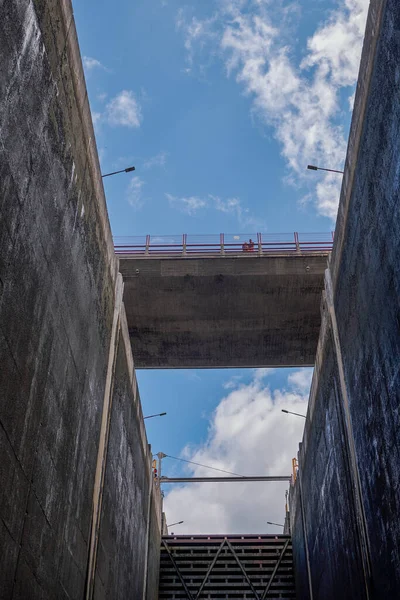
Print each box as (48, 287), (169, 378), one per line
(325, 266), (372, 599)
(297, 465), (314, 600)
(85, 273), (124, 599)
(142, 459), (154, 600)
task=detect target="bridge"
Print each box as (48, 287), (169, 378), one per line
(117, 233), (333, 368)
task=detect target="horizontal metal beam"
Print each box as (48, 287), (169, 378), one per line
(160, 476), (291, 483)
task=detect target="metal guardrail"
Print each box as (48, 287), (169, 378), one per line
(114, 232), (334, 257)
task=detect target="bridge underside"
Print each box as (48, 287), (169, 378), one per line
(120, 254), (329, 368)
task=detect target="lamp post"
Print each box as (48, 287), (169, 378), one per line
(267, 521), (284, 527)
(281, 409), (306, 419)
(167, 521), (184, 528)
(144, 412), (167, 420)
(101, 165), (136, 178)
(307, 164), (343, 174)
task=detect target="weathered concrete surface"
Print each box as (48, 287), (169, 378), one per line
(290, 321), (367, 600)
(120, 254), (329, 368)
(0, 1), (161, 598)
(146, 488), (163, 600)
(291, 1), (400, 598)
(94, 317), (162, 600)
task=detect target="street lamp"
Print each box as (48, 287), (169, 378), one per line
(281, 409), (306, 419)
(101, 165), (136, 178)
(267, 521), (284, 527)
(144, 412), (167, 420)
(167, 521), (184, 527)
(307, 164), (343, 174)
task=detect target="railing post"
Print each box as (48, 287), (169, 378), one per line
(145, 234), (150, 256)
(220, 233), (225, 256)
(183, 234), (187, 256)
(294, 232), (301, 253)
(257, 232), (262, 256)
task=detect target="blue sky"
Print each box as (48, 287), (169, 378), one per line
(74, 0), (368, 533)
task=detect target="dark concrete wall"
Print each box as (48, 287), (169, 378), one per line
(120, 254), (329, 368)
(146, 491), (163, 600)
(94, 318), (161, 600)
(291, 1), (400, 598)
(289, 480), (308, 600)
(0, 1), (161, 598)
(290, 322), (366, 599)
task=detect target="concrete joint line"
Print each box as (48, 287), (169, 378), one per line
(85, 273), (124, 600)
(324, 267), (371, 598)
(298, 471), (314, 600)
(142, 459), (154, 600)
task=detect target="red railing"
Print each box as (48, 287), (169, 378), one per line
(114, 232), (334, 257)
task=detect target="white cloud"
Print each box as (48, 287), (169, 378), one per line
(91, 111), (101, 126)
(348, 90), (356, 111)
(212, 195), (265, 229)
(301, 0), (367, 87)
(253, 367), (276, 381)
(143, 152), (168, 170)
(126, 177), (145, 210)
(176, 9), (218, 68)
(166, 193), (207, 215)
(166, 192), (264, 226)
(176, 0), (369, 221)
(163, 369), (311, 533)
(83, 56), (107, 71)
(223, 375), (243, 390)
(287, 368), (313, 393)
(106, 90), (142, 128)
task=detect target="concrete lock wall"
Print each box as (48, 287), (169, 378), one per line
(0, 1), (161, 598)
(290, 1), (400, 598)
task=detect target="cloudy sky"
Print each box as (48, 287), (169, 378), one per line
(74, 0), (368, 534)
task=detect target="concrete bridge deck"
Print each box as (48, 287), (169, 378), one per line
(118, 233), (331, 368)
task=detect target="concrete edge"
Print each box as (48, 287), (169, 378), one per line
(330, 0), (387, 290)
(300, 296), (330, 461)
(57, 0), (118, 283)
(120, 305), (152, 468)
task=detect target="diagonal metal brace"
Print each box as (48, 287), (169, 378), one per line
(194, 539), (226, 600)
(260, 539), (290, 600)
(162, 539), (194, 600)
(225, 539), (260, 600)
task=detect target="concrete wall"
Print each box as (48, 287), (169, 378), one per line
(0, 1), (161, 598)
(290, 1), (400, 598)
(94, 316), (162, 600)
(145, 493), (163, 600)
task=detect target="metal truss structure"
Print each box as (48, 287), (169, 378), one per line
(159, 534), (296, 599)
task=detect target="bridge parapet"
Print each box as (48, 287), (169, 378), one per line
(115, 232), (334, 258)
